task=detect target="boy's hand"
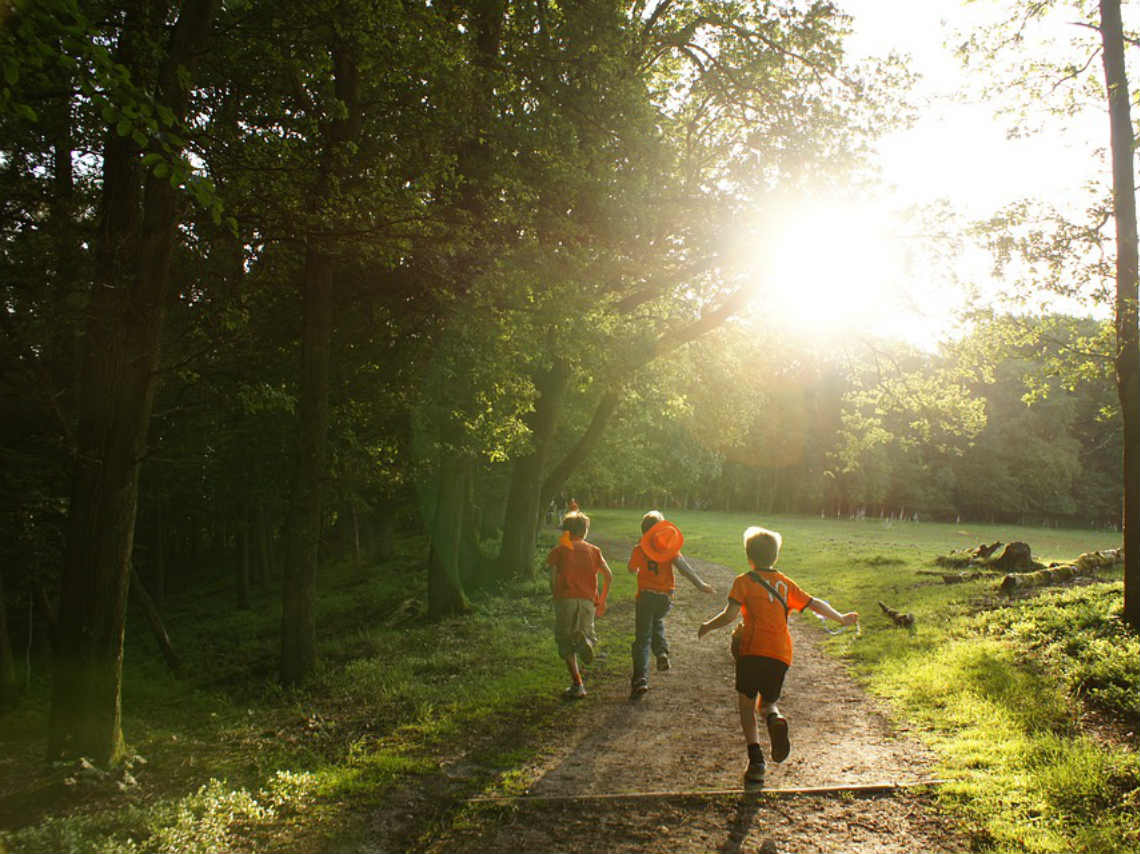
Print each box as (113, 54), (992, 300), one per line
(596, 599), (607, 618)
(699, 581), (715, 595)
(841, 612), (859, 627)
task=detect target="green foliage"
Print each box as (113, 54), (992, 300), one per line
(968, 583), (1138, 720)
(0, 772), (318, 854)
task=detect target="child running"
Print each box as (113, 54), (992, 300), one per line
(628, 511), (714, 699)
(697, 526), (858, 784)
(547, 510), (613, 700)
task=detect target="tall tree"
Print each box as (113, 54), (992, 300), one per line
(26, 0), (221, 764)
(963, 0), (1139, 627)
(1098, 0), (1139, 629)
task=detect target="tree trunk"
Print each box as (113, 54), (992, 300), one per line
(255, 502), (272, 586)
(129, 566), (181, 676)
(1100, 0), (1140, 630)
(541, 389), (622, 511)
(351, 500), (362, 569)
(237, 503), (252, 610)
(428, 455), (473, 618)
(498, 358), (570, 580)
(280, 243), (333, 686)
(48, 0), (219, 763)
(153, 490), (166, 607)
(0, 566), (16, 704)
(279, 38), (361, 685)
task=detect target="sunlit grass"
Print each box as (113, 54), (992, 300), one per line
(588, 509), (1137, 853)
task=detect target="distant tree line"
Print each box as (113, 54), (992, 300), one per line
(562, 313), (1123, 528)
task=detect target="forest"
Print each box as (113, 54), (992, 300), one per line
(1, 1), (1138, 852)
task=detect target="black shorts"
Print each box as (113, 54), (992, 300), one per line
(735, 655), (788, 702)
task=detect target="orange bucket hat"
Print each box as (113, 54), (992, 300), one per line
(640, 519), (684, 563)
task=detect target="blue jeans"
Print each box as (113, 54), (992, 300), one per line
(632, 590), (672, 683)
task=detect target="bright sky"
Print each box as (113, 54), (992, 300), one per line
(750, 0), (1112, 349)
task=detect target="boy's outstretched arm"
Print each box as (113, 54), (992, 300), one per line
(674, 553), (715, 594)
(596, 558), (613, 617)
(807, 598), (859, 626)
(697, 601), (741, 638)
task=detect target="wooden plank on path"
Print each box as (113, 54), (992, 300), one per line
(468, 779), (946, 804)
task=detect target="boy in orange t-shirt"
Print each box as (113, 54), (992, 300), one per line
(547, 511), (613, 700)
(628, 511), (714, 699)
(697, 526), (858, 784)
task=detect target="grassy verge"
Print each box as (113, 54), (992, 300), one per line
(587, 508), (1137, 853)
(0, 530), (637, 853)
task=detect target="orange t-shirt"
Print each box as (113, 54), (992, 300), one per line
(728, 570), (812, 665)
(628, 544), (677, 596)
(547, 539), (605, 601)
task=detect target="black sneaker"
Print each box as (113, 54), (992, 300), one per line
(630, 678), (649, 700)
(767, 713), (790, 763)
(744, 757), (766, 784)
(656, 654), (670, 672)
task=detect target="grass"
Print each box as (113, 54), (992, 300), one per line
(0, 512), (1135, 853)
(588, 508), (1137, 853)
(0, 531), (628, 853)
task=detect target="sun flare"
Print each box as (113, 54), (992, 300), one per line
(738, 201), (938, 347)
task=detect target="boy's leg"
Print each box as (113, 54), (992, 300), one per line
(737, 692), (761, 745)
(572, 601), (597, 665)
(554, 599), (586, 698)
(562, 654), (586, 699)
(755, 658), (790, 763)
(738, 692), (766, 783)
(630, 595), (653, 691)
(650, 595), (672, 669)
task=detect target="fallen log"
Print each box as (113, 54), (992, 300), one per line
(999, 564), (1080, 593)
(1074, 549), (1123, 572)
(877, 601), (915, 629)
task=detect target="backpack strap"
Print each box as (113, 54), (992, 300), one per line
(748, 570), (789, 620)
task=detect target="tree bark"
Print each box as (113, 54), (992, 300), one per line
(541, 389), (622, 511)
(237, 502), (252, 610)
(428, 455), (473, 618)
(0, 566), (16, 704)
(48, 0), (219, 764)
(129, 566), (181, 676)
(280, 242), (334, 686)
(1100, 0), (1140, 630)
(498, 358), (570, 580)
(280, 38), (361, 686)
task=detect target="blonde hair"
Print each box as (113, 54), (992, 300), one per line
(640, 510), (665, 534)
(743, 526), (782, 569)
(561, 511), (590, 538)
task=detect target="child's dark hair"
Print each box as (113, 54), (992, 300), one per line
(561, 511), (589, 538)
(744, 526), (782, 569)
(640, 510), (664, 534)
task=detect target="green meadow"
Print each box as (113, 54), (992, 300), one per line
(1, 513), (1136, 853)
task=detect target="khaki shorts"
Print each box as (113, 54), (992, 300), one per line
(553, 597), (597, 658)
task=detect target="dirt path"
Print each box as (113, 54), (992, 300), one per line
(429, 549), (971, 853)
